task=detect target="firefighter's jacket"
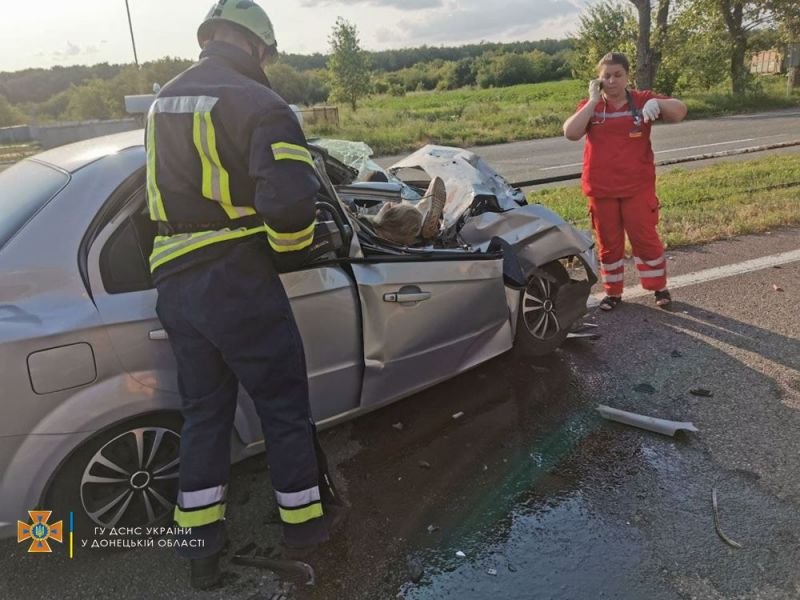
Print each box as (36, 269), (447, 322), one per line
(145, 41), (320, 281)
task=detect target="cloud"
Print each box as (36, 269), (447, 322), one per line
(375, 0), (581, 45)
(299, 0), (442, 10)
(51, 42), (99, 60)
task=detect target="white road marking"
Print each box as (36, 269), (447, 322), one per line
(588, 248), (800, 308)
(654, 138), (756, 154)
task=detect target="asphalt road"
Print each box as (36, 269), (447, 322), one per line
(377, 108), (800, 186)
(2, 227), (798, 599)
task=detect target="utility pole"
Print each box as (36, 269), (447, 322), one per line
(124, 0), (140, 68)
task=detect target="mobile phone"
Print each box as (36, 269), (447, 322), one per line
(597, 79), (604, 90)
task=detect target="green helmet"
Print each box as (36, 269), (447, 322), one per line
(197, 1), (277, 51)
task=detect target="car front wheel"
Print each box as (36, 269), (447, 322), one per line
(44, 414), (182, 534)
(514, 261), (571, 357)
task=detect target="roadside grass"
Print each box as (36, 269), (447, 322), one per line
(0, 143), (40, 163)
(307, 76), (800, 155)
(527, 153), (800, 248)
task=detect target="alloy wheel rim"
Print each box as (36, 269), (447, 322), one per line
(522, 275), (562, 340)
(80, 427), (180, 528)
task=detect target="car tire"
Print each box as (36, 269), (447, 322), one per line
(43, 413), (182, 536)
(514, 261), (571, 357)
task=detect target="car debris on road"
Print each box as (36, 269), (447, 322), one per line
(596, 404), (699, 437)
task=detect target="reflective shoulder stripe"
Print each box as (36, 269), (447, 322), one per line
(146, 114), (167, 222)
(174, 503), (226, 528)
(149, 227), (266, 272)
(265, 222), (315, 253)
(604, 110), (634, 119)
(275, 486), (321, 508)
(152, 95), (218, 114)
(271, 142), (314, 167)
(278, 502), (323, 525)
(178, 485), (227, 509)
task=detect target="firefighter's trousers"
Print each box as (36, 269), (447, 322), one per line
(155, 238), (336, 559)
(588, 187), (668, 296)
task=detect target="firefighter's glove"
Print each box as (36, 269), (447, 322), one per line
(642, 99), (661, 123)
(588, 79), (602, 103)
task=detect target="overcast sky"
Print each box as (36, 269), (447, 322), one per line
(1, 0), (591, 73)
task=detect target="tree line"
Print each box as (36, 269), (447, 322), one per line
(0, 2), (796, 128)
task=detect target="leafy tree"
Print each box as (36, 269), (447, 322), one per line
(571, 1), (639, 81)
(628, 0), (672, 89)
(657, 0), (729, 92)
(64, 79), (117, 121)
(0, 94), (25, 127)
(327, 18), (371, 111)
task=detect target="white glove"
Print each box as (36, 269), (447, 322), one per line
(588, 79), (602, 103)
(642, 98), (661, 123)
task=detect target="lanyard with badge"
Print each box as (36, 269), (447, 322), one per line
(592, 89), (644, 138)
(626, 89), (643, 138)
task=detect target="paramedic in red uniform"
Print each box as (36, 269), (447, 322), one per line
(563, 52), (687, 310)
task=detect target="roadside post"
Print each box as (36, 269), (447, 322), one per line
(788, 43), (799, 95)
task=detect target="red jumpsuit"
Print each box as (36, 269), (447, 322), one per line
(578, 89), (668, 296)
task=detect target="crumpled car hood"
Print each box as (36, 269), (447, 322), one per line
(389, 145), (526, 228)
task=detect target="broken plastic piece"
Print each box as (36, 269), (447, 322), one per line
(452, 412), (464, 420)
(772, 284), (784, 292)
(567, 331), (601, 340)
(596, 404), (699, 437)
(426, 524), (439, 534)
(487, 568), (498, 576)
(712, 488), (743, 549)
(392, 422), (404, 431)
(690, 388), (714, 397)
(418, 460), (432, 469)
(456, 551), (466, 558)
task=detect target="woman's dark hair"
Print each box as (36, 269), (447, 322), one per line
(597, 52), (630, 73)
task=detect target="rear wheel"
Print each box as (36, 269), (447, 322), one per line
(514, 261), (570, 357)
(44, 414), (182, 533)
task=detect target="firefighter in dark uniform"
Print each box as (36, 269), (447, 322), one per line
(145, 1), (342, 589)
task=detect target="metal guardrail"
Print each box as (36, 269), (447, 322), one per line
(510, 139), (800, 188)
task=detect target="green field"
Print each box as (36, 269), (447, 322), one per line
(528, 154), (800, 248)
(307, 77), (800, 156)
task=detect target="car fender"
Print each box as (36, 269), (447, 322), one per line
(459, 204), (599, 280)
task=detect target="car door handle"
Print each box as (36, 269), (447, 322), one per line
(383, 291), (432, 303)
(149, 329), (169, 341)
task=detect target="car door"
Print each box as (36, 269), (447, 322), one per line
(86, 184), (362, 443)
(351, 253), (514, 408)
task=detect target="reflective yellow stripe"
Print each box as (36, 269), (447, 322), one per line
(278, 502), (323, 525)
(271, 142), (314, 167)
(192, 112), (215, 201)
(149, 227), (266, 272)
(203, 111), (237, 217)
(192, 111), (249, 219)
(174, 503), (226, 528)
(146, 115), (166, 221)
(265, 222), (315, 253)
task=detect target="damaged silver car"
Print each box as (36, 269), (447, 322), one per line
(0, 132), (597, 538)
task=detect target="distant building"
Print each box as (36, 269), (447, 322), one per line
(750, 50), (783, 75)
